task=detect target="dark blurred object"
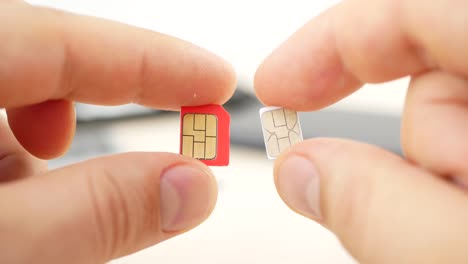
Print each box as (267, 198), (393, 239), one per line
(76, 103), (158, 122)
(74, 88), (401, 156)
(226, 92), (402, 154)
(75, 89), (249, 122)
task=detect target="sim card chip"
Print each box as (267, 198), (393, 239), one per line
(260, 107), (303, 159)
(182, 114), (218, 160)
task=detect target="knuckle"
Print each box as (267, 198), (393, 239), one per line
(85, 168), (156, 260)
(316, 140), (376, 259)
(133, 42), (151, 105)
(329, 165), (374, 260)
(87, 170), (133, 259)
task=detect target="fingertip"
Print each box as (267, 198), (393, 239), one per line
(7, 100), (75, 159)
(135, 36), (238, 109)
(274, 152), (323, 222)
(253, 59), (274, 106)
(159, 162), (218, 232)
(216, 58), (237, 105)
(254, 15), (362, 111)
(273, 139), (337, 221)
(185, 44), (237, 105)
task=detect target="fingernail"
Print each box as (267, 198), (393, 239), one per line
(159, 165), (216, 232)
(276, 155), (322, 220)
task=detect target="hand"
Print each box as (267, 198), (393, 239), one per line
(255, 0), (468, 263)
(0, 2), (235, 263)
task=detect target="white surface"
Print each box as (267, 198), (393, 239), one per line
(103, 115), (355, 264)
(26, 0), (408, 115)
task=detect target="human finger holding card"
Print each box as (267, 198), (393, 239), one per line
(256, 0), (468, 263)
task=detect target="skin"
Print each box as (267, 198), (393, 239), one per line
(0, 1), (235, 263)
(256, 0), (468, 263)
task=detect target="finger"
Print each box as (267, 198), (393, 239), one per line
(254, 0), (468, 110)
(402, 71), (468, 185)
(0, 113), (46, 181)
(0, 152), (217, 264)
(7, 100), (75, 159)
(0, 2), (236, 109)
(274, 138), (468, 263)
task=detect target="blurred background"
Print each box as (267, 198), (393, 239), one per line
(25, 1), (408, 263)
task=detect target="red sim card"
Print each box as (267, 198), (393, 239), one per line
(180, 105), (230, 166)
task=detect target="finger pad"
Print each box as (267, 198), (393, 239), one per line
(7, 100), (75, 159)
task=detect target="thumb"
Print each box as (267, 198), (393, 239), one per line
(274, 138), (468, 264)
(0, 153), (217, 264)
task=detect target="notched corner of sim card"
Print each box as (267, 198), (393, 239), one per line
(258, 106), (282, 116)
(265, 150), (278, 160)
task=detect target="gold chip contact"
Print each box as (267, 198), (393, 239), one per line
(260, 107), (303, 159)
(182, 114), (218, 160)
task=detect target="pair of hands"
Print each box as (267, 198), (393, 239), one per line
(1, 1), (467, 263)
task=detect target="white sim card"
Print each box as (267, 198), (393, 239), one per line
(259, 107), (303, 159)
